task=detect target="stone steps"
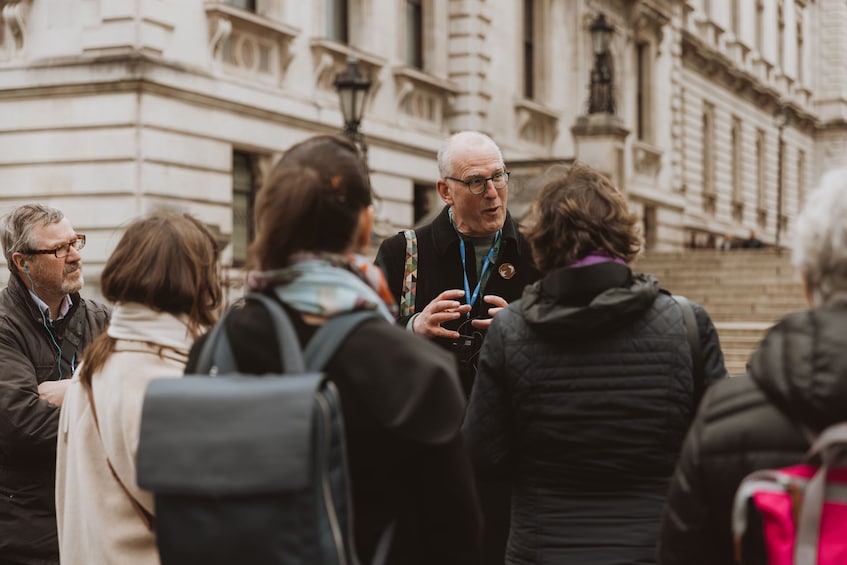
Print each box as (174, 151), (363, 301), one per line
(636, 249), (805, 376)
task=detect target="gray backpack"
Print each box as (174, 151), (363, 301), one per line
(137, 293), (390, 565)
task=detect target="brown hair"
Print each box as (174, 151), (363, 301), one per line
(249, 135), (371, 270)
(522, 163), (641, 274)
(79, 213), (221, 388)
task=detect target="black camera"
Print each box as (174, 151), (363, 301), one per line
(451, 330), (483, 368)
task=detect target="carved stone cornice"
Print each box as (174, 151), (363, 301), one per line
(571, 113), (630, 138)
(681, 30), (818, 133)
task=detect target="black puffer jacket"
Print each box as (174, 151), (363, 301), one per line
(658, 304), (847, 565)
(463, 262), (727, 565)
(0, 274), (110, 563)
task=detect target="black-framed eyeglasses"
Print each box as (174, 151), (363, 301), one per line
(444, 171), (510, 195)
(26, 235), (86, 258)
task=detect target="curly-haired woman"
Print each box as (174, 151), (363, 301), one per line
(463, 163), (727, 565)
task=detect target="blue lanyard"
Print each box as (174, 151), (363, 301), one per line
(450, 208), (501, 316)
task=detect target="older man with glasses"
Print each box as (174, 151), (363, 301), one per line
(376, 130), (540, 565)
(0, 204), (109, 565)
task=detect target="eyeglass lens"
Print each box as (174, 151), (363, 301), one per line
(468, 172), (509, 194)
(56, 236), (85, 257)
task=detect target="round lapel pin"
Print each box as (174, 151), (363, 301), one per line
(498, 263), (516, 279)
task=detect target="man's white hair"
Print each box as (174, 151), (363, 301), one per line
(436, 131), (504, 179)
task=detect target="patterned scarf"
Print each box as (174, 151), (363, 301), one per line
(245, 252), (398, 322)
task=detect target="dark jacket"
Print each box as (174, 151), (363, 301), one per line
(463, 262), (727, 565)
(184, 294), (483, 565)
(657, 305), (847, 565)
(376, 206), (540, 395)
(0, 274), (109, 563)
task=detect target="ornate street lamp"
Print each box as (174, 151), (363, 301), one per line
(333, 56), (372, 164)
(588, 12), (615, 114)
(774, 103), (788, 248)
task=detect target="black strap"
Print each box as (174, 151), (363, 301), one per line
(200, 293), (381, 375)
(303, 310), (379, 371)
(196, 293), (306, 375)
(673, 295), (704, 408)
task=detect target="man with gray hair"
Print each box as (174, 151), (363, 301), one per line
(0, 204), (109, 564)
(376, 131), (540, 396)
(376, 131), (540, 564)
(658, 170), (847, 564)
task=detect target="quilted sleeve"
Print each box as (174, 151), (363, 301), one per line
(657, 385), (721, 565)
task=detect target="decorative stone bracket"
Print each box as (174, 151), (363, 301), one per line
(1, 0), (30, 53)
(515, 99), (559, 149)
(393, 66), (456, 128)
(632, 140), (663, 179)
(732, 198), (744, 221)
(310, 38), (384, 98)
(204, 1), (298, 83)
(757, 206), (768, 227)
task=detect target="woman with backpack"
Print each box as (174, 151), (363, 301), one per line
(181, 134), (482, 564)
(657, 169), (847, 564)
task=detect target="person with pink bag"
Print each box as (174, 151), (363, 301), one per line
(658, 168), (847, 564)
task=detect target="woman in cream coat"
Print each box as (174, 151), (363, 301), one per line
(55, 213), (221, 565)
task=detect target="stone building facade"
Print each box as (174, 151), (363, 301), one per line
(0, 0), (844, 294)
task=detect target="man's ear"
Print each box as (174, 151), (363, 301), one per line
(436, 179), (453, 206)
(11, 253), (27, 275)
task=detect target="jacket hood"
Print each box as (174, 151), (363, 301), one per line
(749, 305), (847, 431)
(520, 262), (660, 335)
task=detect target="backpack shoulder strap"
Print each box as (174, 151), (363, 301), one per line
(672, 294), (704, 407)
(304, 310), (380, 372)
(400, 229), (418, 317)
(195, 292), (306, 375)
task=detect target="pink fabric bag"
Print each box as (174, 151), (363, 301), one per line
(732, 423), (847, 565)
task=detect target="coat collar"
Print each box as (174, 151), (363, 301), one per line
(430, 205), (523, 257)
(7, 272), (80, 324)
(520, 262), (660, 333)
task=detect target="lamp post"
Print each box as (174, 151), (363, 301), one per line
(333, 56), (372, 165)
(588, 12), (615, 114)
(773, 103), (788, 248)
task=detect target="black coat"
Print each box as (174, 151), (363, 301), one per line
(185, 295), (482, 565)
(658, 305), (847, 565)
(0, 274), (109, 563)
(464, 262), (727, 565)
(375, 206), (540, 395)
